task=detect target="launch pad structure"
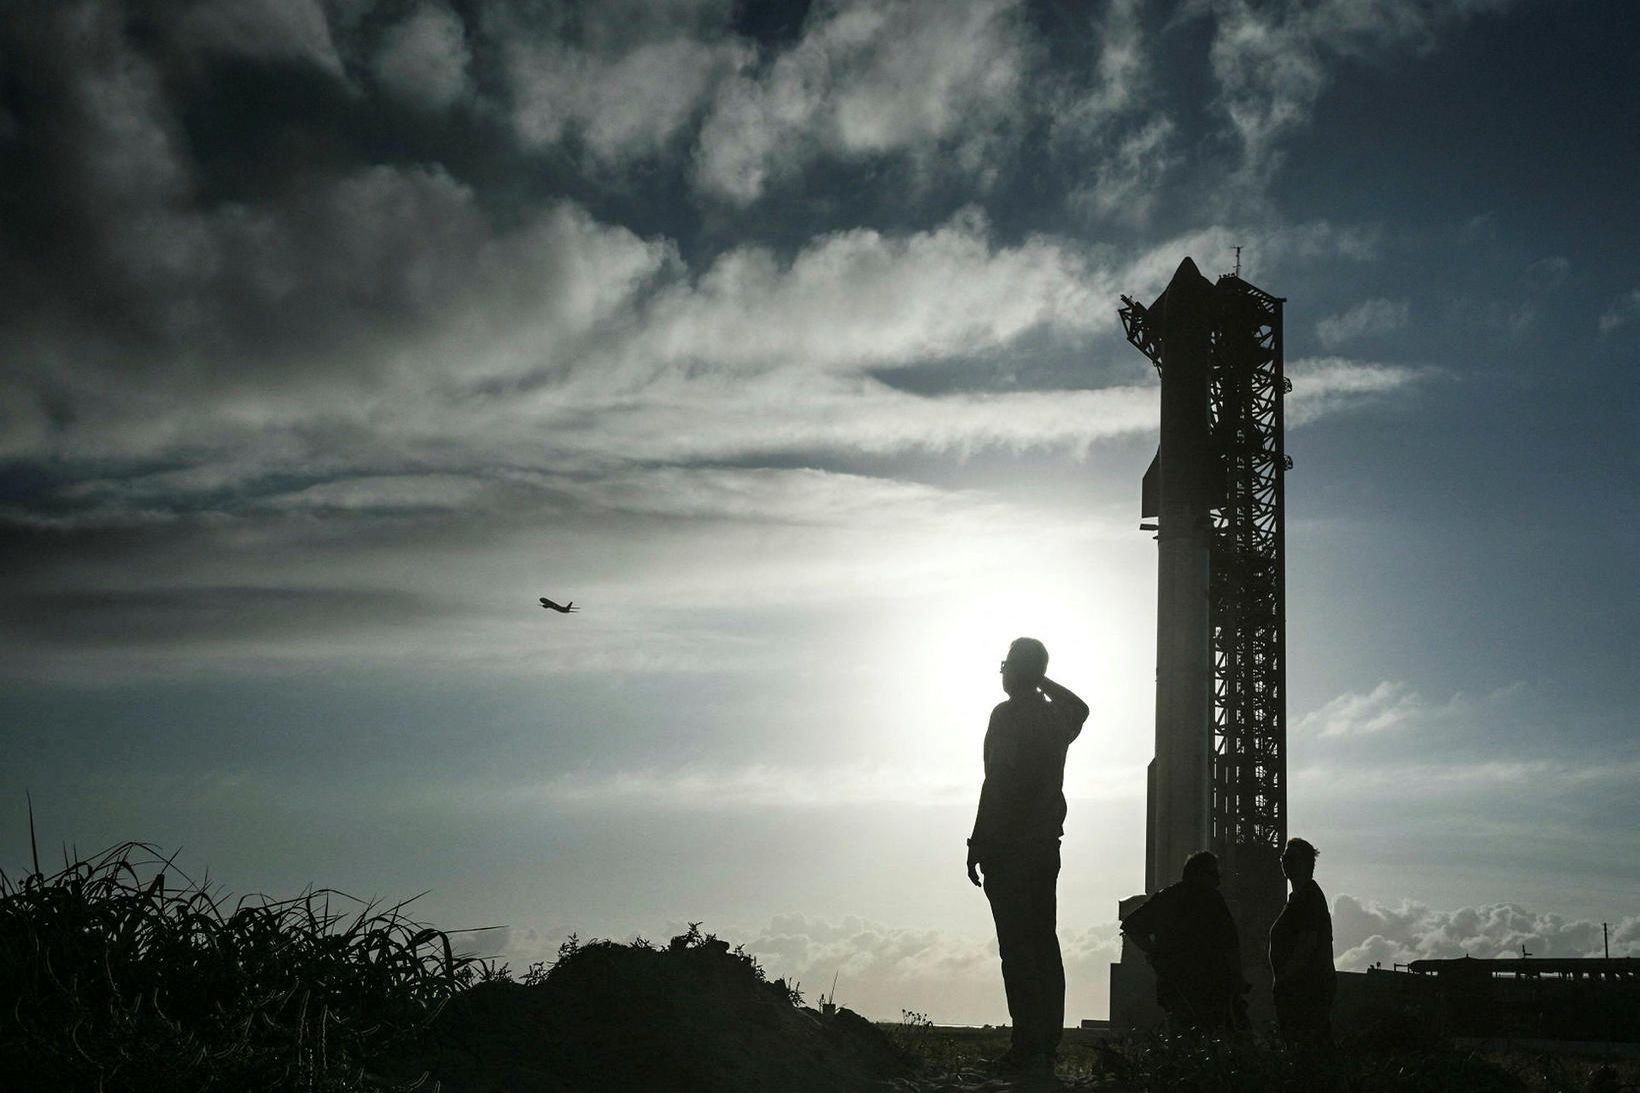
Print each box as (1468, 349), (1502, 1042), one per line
(1109, 257), (1291, 1027)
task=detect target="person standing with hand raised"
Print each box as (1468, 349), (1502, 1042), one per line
(966, 637), (1089, 1076)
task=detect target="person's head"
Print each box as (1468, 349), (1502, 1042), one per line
(1281, 837), (1318, 882)
(999, 637), (1048, 696)
(1181, 850), (1220, 888)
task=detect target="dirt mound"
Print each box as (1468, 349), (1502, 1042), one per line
(392, 928), (914, 1092)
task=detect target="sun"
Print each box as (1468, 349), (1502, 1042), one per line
(858, 573), (1117, 768)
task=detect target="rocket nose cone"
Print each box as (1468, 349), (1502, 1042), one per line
(1165, 255), (1213, 303)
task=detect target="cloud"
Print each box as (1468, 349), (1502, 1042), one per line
(1332, 895), (1640, 970)
(1069, 118), (1179, 227)
(0, 177), (674, 461)
(1, 200), (1122, 488)
(445, 747), (1142, 813)
(1294, 752), (1640, 800)
(1598, 288), (1640, 334)
(1315, 297), (1409, 348)
(0, 0), (1432, 696)
(0, 586), (431, 649)
(738, 914), (1120, 1022)
(0, 0), (1404, 510)
(372, 2), (471, 110)
(1290, 681), (1640, 840)
(1205, 0), (1520, 189)
(1284, 357), (1425, 426)
(694, 0), (1031, 202)
(1050, 0), (1179, 227)
(1296, 680), (1423, 738)
(0, 200), (1411, 574)
(492, 764), (973, 811)
(532, 379), (1158, 464)
(0, 460), (1128, 681)
(177, 0), (346, 76)
(7, 207), (1400, 527)
(5, 3), (191, 233)
(1295, 679), (1534, 746)
(1522, 255), (1569, 291)
(447, 925), (512, 961)
(629, 208), (1097, 374)
(506, 30), (745, 165)
(552, 466), (1011, 525)
(262, 474), (494, 513)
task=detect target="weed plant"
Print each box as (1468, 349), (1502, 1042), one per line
(0, 841), (474, 1091)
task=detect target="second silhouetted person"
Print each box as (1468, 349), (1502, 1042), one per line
(1120, 850), (1247, 1032)
(1269, 836), (1336, 1045)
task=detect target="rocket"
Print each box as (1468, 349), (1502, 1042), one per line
(1135, 256), (1217, 894)
(1110, 255), (1289, 1028)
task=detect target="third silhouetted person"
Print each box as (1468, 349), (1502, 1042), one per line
(967, 637), (1088, 1075)
(1268, 836), (1336, 1045)
(1120, 850), (1247, 1032)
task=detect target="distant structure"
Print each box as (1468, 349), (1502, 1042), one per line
(1109, 257), (1291, 1028)
(1336, 957), (1640, 1044)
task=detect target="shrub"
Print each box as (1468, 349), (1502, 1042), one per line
(0, 841), (473, 1091)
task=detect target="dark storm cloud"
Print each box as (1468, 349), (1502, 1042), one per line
(0, 0), (1403, 456)
(0, 0), (1494, 677)
(1, 585), (430, 647)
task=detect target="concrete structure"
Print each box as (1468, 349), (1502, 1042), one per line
(1109, 257), (1290, 1028)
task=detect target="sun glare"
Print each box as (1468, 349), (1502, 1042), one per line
(860, 537), (1155, 782)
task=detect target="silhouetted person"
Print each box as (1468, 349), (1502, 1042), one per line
(1268, 837), (1336, 1045)
(1120, 850), (1247, 1032)
(966, 637), (1088, 1075)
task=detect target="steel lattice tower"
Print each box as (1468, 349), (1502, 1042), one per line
(1111, 261), (1289, 1021)
(1204, 275), (1288, 862)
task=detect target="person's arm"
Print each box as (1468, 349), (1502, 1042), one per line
(1038, 677), (1089, 728)
(1123, 928), (1155, 954)
(1120, 894), (1158, 952)
(967, 709), (1002, 887)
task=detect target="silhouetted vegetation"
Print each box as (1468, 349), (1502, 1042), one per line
(882, 1021), (1638, 1092)
(406, 923), (910, 1091)
(5, 846), (1632, 1091)
(0, 842), (469, 1091)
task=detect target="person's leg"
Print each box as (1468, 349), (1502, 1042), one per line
(1319, 975), (1337, 1044)
(995, 845), (1061, 1064)
(984, 860), (1036, 1060)
(1033, 846), (1065, 1058)
(1276, 985), (1332, 1046)
(1274, 987), (1298, 1042)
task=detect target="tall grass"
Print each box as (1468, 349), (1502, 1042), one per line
(0, 841), (474, 1091)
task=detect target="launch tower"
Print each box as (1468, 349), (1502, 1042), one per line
(1109, 256), (1289, 1025)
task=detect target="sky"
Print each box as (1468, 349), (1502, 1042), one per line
(1, 0), (1636, 1024)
